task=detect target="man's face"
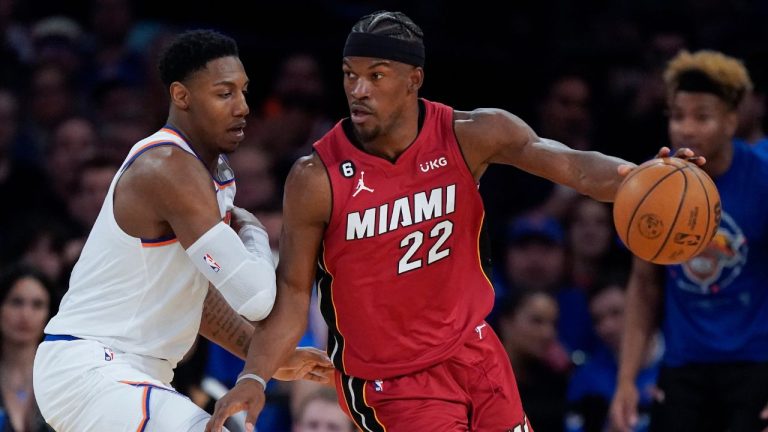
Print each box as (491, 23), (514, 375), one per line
(668, 91), (736, 163)
(342, 56), (416, 143)
(589, 286), (626, 352)
(294, 400), (354, 432)
(506, 239), (565, 292)
(184, 56), (249, 154)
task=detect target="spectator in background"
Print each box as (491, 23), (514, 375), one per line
(67, 155), (119, 234)
(0, 0), (32, 90)
(611, 50), (768, 432)
(536, 74), (593, 152)
(81, 0), (145, 90)
(0, 89), (61, 267)
(90, 78), (154, 160)
(229, 145), (279, 213)
(253, 52), (333, 184)
(26, 64), (79, 155)
(601, 28), (688, 165)
(735, 86), (768, 157)
(564, 196), (630, 293)
(496, 289), (567, 432)
(46, 116), (97, 213)
(481, 72), (595, 226)
(498, 214), (599, 359)
(292, 387), (354, 432)
(566, 276), (661, 432)
(0, 264), (58, 432)
(30, 16), (84, 80)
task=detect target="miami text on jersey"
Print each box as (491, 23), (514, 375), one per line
(346, 184), (456, 240)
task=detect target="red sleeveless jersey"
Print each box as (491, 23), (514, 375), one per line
(313, 99), (495, 380)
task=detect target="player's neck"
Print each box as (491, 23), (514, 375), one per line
(165, 117), (219, 174)
(704, 139), (734, 178)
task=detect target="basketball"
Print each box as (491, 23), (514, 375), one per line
(613, 157), (721, 265)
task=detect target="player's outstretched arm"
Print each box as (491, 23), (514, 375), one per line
(609, 257), (663, 432)
(454, 108), (634, 201)
(206, 153), (331, 432)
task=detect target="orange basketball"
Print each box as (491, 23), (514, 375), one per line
(613, 158), (721, 264)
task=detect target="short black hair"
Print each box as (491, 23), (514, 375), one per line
(351, 10), (423, 44)
(158, 29), (239, 88)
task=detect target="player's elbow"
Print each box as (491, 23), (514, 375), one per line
(236, 259), (276, 321)
(237, 281), (276, 321)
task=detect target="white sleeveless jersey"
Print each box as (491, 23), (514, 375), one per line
(45, 126), (236, 367)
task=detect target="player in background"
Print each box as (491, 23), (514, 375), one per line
(207, 11), (701, 432)
(32, 29), (332, 431)
(610, 50), (768, 432)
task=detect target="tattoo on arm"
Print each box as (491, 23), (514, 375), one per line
(200, 286), (253, 359)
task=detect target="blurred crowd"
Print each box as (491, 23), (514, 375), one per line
(1, 0), (767, 431)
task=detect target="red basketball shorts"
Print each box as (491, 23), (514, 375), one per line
(334, 322), (532, 431)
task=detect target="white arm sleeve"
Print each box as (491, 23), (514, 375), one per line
(186, 222), (276, 321)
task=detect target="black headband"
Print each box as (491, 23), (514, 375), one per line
(343, 32), (425, 67)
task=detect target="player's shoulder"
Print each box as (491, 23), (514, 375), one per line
(124, 144), (208, 189)
(453, 108), (530, 152)
(286, 152), (330, 192)
(454, 108), (521, 135)
(289, 152), (327, 179)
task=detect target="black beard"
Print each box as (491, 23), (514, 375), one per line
(353, 123), (381, 144)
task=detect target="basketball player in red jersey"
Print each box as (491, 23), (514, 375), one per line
(207, 11), (703, 432)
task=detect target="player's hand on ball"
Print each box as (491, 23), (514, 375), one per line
(655, 146), (706, 166)
(273, 347), (335, 383)
(617, 146), (706, 178)
(205, 378), (265, 432)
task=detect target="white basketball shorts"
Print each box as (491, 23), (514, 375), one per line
(33, 337), (229, 431)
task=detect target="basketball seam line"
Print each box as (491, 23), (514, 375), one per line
(650, 167), (689, 262)
(625, 165), (687, 251)
(686, 167), (712, 257)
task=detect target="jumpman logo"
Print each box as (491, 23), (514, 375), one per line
(352, 171), (374, 197)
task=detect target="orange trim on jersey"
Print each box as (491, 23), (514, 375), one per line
(322, 244), (348, 373)
(336, 372), (353, 415)
(476, 212), (495, 294)
(362, 380), (388, 432)
(216, 180), (236, 190)
(160, 127), (185, 142)
(135, 386), (150, 432)
(128, 139), (181, 159)
(141, 238), (178, 248)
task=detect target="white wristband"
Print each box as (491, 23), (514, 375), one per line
(236, 373), (268, 390)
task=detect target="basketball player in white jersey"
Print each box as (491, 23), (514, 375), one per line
(32, 30), (333, 432)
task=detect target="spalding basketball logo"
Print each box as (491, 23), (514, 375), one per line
(203, 253), (222, 273)
(675, 211), (747, 295)
(638, 213), (663, 239)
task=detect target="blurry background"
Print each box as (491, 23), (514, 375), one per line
(1, 1), (766, 431)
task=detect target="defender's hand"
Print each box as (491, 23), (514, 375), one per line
(205, 379), (265, 432)
(230, 206), (266, 233)
(273, 347), (335, 383)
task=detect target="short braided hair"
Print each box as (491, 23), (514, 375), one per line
(351, 11), (423, 45)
